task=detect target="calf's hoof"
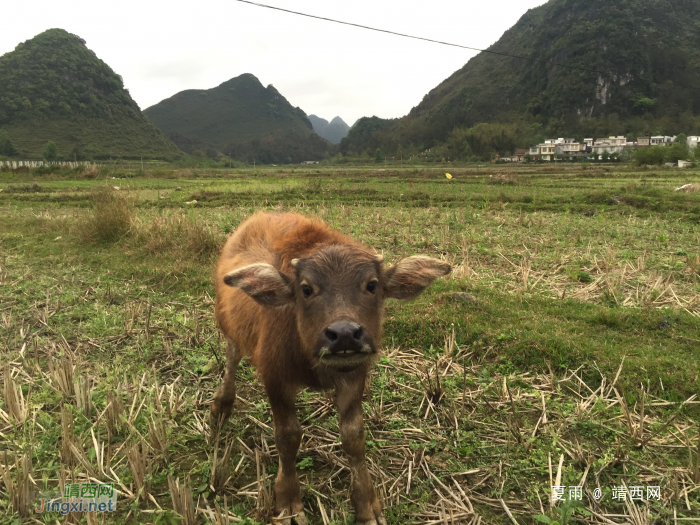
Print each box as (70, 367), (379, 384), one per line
(209, 400), (233, 426)
(355, 505), (386, 525)
(273, 508), (307, 525)
(353, 494), (386, 525)
(357, 516), (387, 525)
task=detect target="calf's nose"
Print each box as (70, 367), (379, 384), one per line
(324, 321), (363, 352)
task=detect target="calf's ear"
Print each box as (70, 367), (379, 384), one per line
(383, 256), (451, 300)
(223, 263), (294, 307)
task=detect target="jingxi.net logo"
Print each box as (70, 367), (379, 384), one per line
(35, 483), (118, 515)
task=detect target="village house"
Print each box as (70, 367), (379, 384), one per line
(500, 149), (529, 162)
(606, 136), (627, 147)
(650, 136), (674, 146)
(513, 148), (528, 161)
(555, 138), (585, 158)
(592, 137), (625, 156)
(538, 140), (556, 161)
(521, 132), (696, 162)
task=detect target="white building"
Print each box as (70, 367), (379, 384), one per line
(555, 138), (585, 157)
(607, 136), (627, 147)
(529, 140), (556, 161)
(687, 136), (700, 148)
(592, 137), (626, 156)
(650, 136), (674, 146)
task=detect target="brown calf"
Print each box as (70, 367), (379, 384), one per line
(211, 212), (450, 525)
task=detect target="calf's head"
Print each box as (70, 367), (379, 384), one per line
(223, 245), (450, 371)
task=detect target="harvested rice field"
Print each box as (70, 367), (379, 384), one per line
(1, 163), (699, 524)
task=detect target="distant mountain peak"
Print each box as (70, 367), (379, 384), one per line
(308, 115), (350, 144)
(143, 74), (334, 163)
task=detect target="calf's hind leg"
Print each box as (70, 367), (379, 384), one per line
(210, 337), (241, 425)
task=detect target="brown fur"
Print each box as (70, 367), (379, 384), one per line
(212, 212), (450, 525)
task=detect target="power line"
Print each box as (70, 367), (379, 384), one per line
(234, 0), (698, 92)
(233, 0), (612, 76)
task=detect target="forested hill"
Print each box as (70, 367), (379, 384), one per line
(143, 74), (335, 163)
(0, 29), (181, 160)
(342, 0), (700, 156)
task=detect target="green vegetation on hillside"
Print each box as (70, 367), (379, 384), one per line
(144, 74), (335, 164)
(339, 115), (397, 156)
(343, 0), (700, 157)
(0, 28), (182, 159)
(0, 130), (18, 157)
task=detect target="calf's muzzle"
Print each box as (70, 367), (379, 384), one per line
(315, 321), (375, 370)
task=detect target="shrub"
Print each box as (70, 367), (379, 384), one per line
(43, 141), (59, 162)
(78, 187), (135, 244)
(75, 163), (100, 179)
(0, 130), (18, 157)
(131, 213), (222, 261)
(634, 146), (666, 165)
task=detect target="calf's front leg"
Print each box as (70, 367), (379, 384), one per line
(210, 337), (241, 426)
(336, 378), (386, 525)
(269, 389), (307, 525)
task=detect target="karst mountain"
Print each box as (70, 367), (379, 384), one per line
(308, 115), (350, 144)
(0, 28), (181, 160)
(341, 0), (700, 155)
(143, 74), (334, 163)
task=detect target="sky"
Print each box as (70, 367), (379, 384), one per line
(1, 0), (547, 126)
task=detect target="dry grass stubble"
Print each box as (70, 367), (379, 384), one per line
(131, 212), (222, 261)
(76, 187), (222, 260)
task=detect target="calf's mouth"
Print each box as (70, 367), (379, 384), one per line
(313, 321), (377, 371)
(317, 346), (375, 371)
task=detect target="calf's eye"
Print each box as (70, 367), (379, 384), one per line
(301, 284), (313, 298)
(366, 281), (378, 294)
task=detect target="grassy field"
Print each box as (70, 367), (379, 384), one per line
(1, 163), (699, 524)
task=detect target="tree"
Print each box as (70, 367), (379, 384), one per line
(634, 146), (666, 165)
(374, 148), (383, 163)
(665, 142), (688, 163)
(43, 141), (58, 162)
(631, 94), (657, 113)
(0, 130), (18, 157)
(601, 150), (610, 161)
